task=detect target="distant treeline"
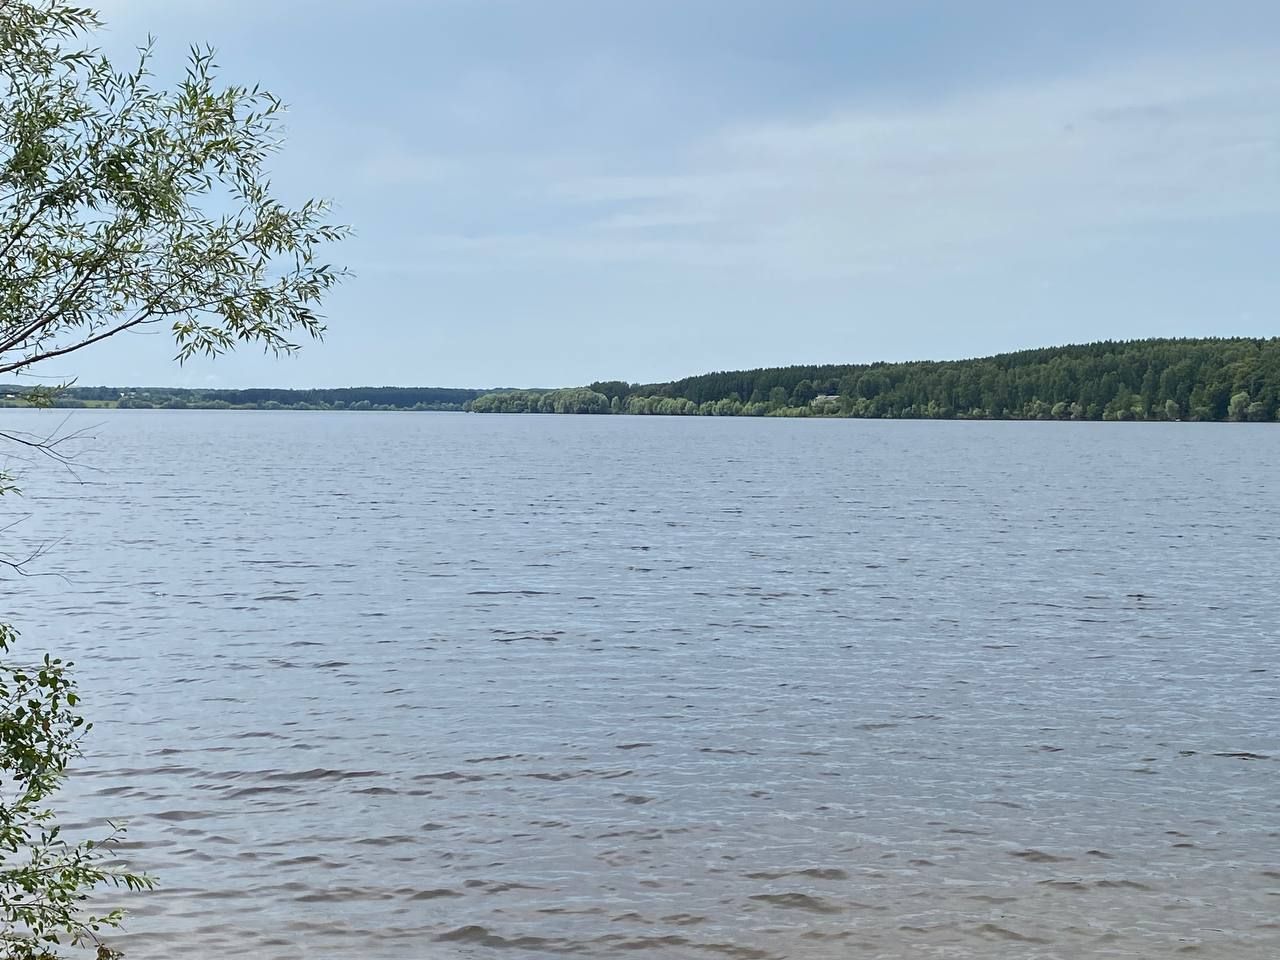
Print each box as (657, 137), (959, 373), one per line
(0, 385), (486, 411)
(467, 388), (612, 415)
(468, 338), (1280, 422)
(7, 338), (1278, 421)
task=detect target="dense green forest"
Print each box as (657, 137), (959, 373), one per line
(0, 385), (486, 411)
(4, 339), (1277, 420)
(470, 338), (1280, 421)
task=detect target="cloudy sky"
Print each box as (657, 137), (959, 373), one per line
(67, 0), (1280, 388)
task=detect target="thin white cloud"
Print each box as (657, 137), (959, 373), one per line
(358, 147), (459, 187)
(390, 49), (1280, 279)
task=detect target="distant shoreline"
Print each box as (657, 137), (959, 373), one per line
(2, 404), (1271, 424)
(469, 337), (1280, 423)
(3, 336), (1278, 422)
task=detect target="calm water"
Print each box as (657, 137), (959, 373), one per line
(1, 410), (1277, 960)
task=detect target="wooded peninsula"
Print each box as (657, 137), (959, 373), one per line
(3, 338), (1278, 421)
(471, 338), (1280, 421)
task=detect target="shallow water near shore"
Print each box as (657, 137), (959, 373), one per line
(1, 410), (1277, 959)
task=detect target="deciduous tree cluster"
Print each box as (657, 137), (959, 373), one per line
(471, 339), (1280, 421)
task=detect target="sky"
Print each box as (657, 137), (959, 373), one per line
(56, 1), (1280, 388)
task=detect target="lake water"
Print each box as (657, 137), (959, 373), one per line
(0, 410), (1277, 960)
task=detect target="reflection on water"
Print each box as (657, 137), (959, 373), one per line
(1, 411), (1277, 959)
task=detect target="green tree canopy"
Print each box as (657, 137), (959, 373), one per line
(474, 339), (1280, 423)
(1, 1), (346, 378)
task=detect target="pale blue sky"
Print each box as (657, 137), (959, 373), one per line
(63, 1), (1280, 388)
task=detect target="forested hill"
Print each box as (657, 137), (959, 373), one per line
(471, 338), (1280, 421)
(5, 339), (1278, 420)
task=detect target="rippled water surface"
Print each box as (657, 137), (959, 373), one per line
(1, 410), (1277, 959)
